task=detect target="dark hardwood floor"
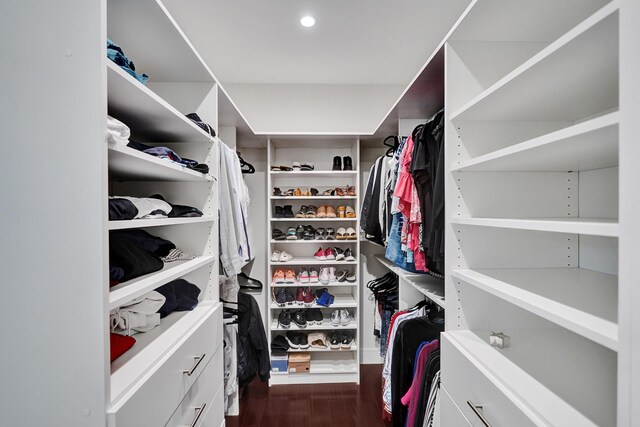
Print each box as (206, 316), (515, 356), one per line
(225, 364), (391, 427)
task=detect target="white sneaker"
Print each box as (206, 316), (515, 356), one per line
(339, 309), (353, 326)
(271, 250), (281, 262)
(319, 266), (330, 285)
(330, 309), (340, 326)
(292, 161), (301, 171)
(279, 251), (293, 262)
(309, 269), (319, 283)
(329, 267), (337, 283)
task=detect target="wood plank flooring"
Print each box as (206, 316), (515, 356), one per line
(225, 364), (391, 427)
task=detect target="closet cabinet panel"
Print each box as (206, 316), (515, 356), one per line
(108, 305), (221, 427)
(165, 347), (224, 427)
(439, 386), (472, 427)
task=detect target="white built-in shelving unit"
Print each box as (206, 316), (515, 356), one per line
(441, 1), (631, 425)
(266, 137), (361, 385)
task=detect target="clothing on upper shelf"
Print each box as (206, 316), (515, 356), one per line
(160, 248), (197, 263)
(155, 279), (201, 318)
(109, 196), (172, 219)
(109, 232), (164, 282)
(186, 113), (216, 137)
(111, 229), (175, 257)
(361, 110), (445, 277)
(110, 333), (136, 362)
(109, 198), (138, 221)
(110, 291), (166, 336)
(219, 142), (252, 276)
(150, 194), (204, 218)
(126, 141), (210, 175)
(107, 115), (130, 145)
(107, 38), (149, 84)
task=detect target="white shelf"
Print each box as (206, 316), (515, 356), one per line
(452, 217), (619, 237)
(110, 301), (218, 403)
(444, 331), (598, 426)
(107, 0), (213, 83)
(270, 239), (357, 244)
(403, 275), (445, 309)
(109, 256), (214, 310)
(270, 282), (357, 288)
(452, 268), (618, 351)
(285, 346), (357, 353)
(271, 258), (358, 266)
(271, 196), (358, 200)
(270, 318), (358, 331)
(452, 112), (619, 172)
(270, 218), (357, 222)
(108, 216), (214, 230)
(108, 144), (213, 182)
(270, 171), (357, 178)
(107, 62), (213, 143)
(271, 294), (357, 309)
(451, 3), (619, 122)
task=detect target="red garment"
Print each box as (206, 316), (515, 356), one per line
(402, 340), (440, 427)
(110, 333), (136, 362)
(394, 136), (416, 218)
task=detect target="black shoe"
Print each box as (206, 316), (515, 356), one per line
(298, 332), (310, 349)
(278, 310), (291, 329)
(340, 331), (354, 349)
(275, 288), (288, 306)
(332, 156), (342, 171)
(292, 310), (307, 328)
(283, 205), (295, 218)
(285, 288), (295, 305)
(296, 225), (306, 240)
(303, 225), (316, 240)
(305, 309), (316, 324)
(272, 228), (286, 240)
(313, 308), (324, 325)
(336, 270), (348, 282)
(333, 247), (345, 260)
(344, 248), (356, 262)
(329, 332), (342, 349)
(343, 156), (353, 171)
(286, 331), (301, 348)
(274, 206), (284, 218)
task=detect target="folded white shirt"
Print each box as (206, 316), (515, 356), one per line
(110, 291), (166, 336)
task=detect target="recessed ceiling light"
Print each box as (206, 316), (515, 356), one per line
(300, 16), (316, 27)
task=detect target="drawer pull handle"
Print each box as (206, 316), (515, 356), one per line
(467, 401), (492, 427)
(183, 354), (206, 376)
(189, 403), (207, 427)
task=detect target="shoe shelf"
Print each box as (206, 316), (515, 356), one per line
(285, 346), (357, 353)
(270, 171), (357, 178)
(270, 239), (358, 244)
(108, 216), (215, 230)
(450, 3), (618, 122)
(271, 196), (358, 200)
(271, 258), (358, 266)
(270, 218), (357, 222)
(108, 144), (214, 182)
(109, 256), (215, 310)
(270, 295), (358, 309)
(451, 217), (619, 237)
(451, 268), (618, 351)
(270, 318), (358, 331)
(107, 62), (213, 143)
(270, 282), (357, 288)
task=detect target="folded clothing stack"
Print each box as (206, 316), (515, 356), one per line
(107, 115), (130, 145)
(109, 229), (175, 283)
(108, 194), (204, 221)
(127, 141), (209, 174)
(186, 113), (216, 137)
(107, 38), (149, 84)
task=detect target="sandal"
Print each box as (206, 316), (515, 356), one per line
(325, 227), (336, 240)
(337, 206), (346, 218)
(272, 228), (287, 240)
(316, 206), (327, 218)
(279, 165), (293, 172)
(310, 188), (319, 196)
(286, 227), (298, 240)
(304, 225), (316, 240)
(285, 189), (295, 196)
(315, 227), (325, 240)
(346, 186), (356, 196)
(322, 189), (335, 196)
(292, 162), (301, 171)
(306, 205), (317, 218)
(345, 206), (356, 218)
(346, 227), (357, 240)
(294, 188), (303, 196)
(335, 187), (345, 196)
(336, 227), (347, 240)
(326, 206), (337, 218)
(273, 187), (283, 196)
(301, 162), (314, 171)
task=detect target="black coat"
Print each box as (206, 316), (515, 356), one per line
(237, 292), (270, 387)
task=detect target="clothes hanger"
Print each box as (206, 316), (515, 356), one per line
(237, 151), (255, 174)
(383, 135), (399, 157)
(238, 271), (263, 290)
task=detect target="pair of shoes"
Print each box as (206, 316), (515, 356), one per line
(337, 206), (356, 218)
(308, 332), (329, 349)
(332, 156), (354, 171)
(298, 268), (319, 283)
(271, 165), (293, 172)
(272, 250), (293, 262)
(272, 228), (287, 240)
(272, 269), (296, 284)
(284, 225), (316, 240)
(336, 227), (357, 240)
(305, 308), (324, 325)
(330, 309), (353, 326)
(321, 266), (337, 284)
(336, 270), (356, 282)
(316, 206), (337, 218)
(274, 205), (295, 218)
(334, 186), (357, 197)
(292, 162), (314, 171)
(286, 331), (309, 349)
(314, 247), (336, 261)
(315, 288), (335, 307)
(315, 227), (335, 240)
(275, 289), (296, 308)
(329, 331), (354, 349)
(295, 287), (315, 306)
(295, 205), (318, 218)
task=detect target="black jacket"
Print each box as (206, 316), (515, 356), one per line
(237, 292), (270, 387)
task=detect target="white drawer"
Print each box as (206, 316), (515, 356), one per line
(438, 385), (471, 427)
(109, 304), (222, 427)
(165, 344), (225, 427)
(441, 333), (537, 427)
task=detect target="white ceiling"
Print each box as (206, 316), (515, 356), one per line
(163, 0), (471, 135)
